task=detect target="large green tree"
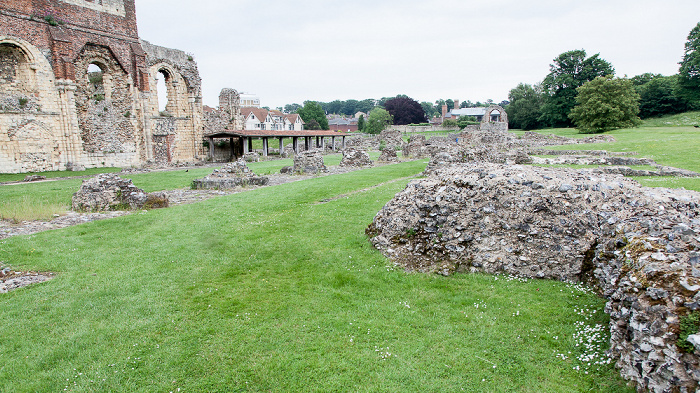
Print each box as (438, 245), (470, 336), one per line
(506, 83), (545, 130)
(297, 101), (329, 130)
(569, 76), (641, 133)
(364, 108), (393, 134)
(540, 49), (615, 127)
(634, 74), (688, 118)
(421, 101), (438, 119)
(678, 22), (700, 107)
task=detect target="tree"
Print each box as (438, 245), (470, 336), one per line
(636, 74), (688, 118)
(569, 76), (641, 133)
(284, 103), (301, 113)
(506, 83), (545, 130)
(357, 99), (376, 114)
(540, 49), (615, 127)
(297, 101), (329, 130)
(357, 114), (365, 132)
(305, 119), (321, 130)
(364, 108), (393, 134)
(384, 96), (427, 125)
(421, 101), (438, 119)
(678, 22), (700, 107)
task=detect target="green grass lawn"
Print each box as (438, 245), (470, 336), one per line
(0, 161), (632, 392)
(0, 154), (383, 222)
(0, 167), (121, 183)
(511, 125), (700, 191)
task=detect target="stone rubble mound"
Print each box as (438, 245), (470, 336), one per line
(192, 159), (269, 189)
(403, 135), (427, 158)
(340, 148), (373, 167)
(377, 148), (399, 163)
(72, 173), (169, 212)
(379, 129), (406, 150)
(346, 135), (380, 150)
(366, 162), (700, 392)
(293, 149), (328, 174)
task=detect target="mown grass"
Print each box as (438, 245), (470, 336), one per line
(513, 126), (700, 191)
(0, 167), (121, 183)
(0, 160), (632, 392)
(0, 153), (385, 222)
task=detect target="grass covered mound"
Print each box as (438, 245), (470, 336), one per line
(0, 160), (633, 392)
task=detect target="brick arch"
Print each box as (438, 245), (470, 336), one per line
(481, 105), (507, 124)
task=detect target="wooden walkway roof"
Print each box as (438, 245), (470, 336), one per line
(204, 130), (349, 139)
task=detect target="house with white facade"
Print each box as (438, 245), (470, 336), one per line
(241, 107), (304, 131)
(284, 114), (305, 131)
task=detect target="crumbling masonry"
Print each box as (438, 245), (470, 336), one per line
(0, 0), (205, 173)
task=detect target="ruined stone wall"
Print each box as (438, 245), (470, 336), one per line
(0, 0), (143, 83)
(0, 36), (71, 172)
(141, 40), (204, 164)
(0, 1), (205, 173)
(368, 162), (700, 392)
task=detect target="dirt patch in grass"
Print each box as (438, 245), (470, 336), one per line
(0, 269), (54, 293)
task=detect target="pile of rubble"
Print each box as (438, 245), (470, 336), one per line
(339, 149), (372, 167)
(379, 129), (406, 150)
(292, 149), (328, 174)
(0, 264), (53, 293)
(366, 162), (700, 392)
(192, 159), (269, 189)
(72, 173), (169, 212)
(377, 148), (399, 163)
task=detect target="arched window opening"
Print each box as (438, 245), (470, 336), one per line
(156, 69), (170, 115)
(87, 62), (106, 102)
(0, 43), (37, 111)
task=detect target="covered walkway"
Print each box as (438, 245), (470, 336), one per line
(203, 130), (349, 160)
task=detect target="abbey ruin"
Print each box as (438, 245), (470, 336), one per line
(0, 0), (205, 173)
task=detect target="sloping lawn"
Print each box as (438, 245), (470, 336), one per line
(0, 160), (632, 392)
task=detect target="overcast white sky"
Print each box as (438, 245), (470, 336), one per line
(135, 0), (700, 109)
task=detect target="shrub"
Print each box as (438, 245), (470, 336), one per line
(678, 311), (700, 353)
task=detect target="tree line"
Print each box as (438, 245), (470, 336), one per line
(284, 94), (502, 132)
(506, 22), (700, 132)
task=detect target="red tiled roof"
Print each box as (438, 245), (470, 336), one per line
(284, 113), (305, 124)
(241, 107), (269, 122)
(205, 129), (349, 138)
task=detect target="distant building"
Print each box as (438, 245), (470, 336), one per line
(328, 116), (358, 132)
(241, 107), (304, 131)
(240, 93), (260, 108)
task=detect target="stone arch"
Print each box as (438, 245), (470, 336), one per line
(0, 36), (65, 173)
(148, 62), (189, 118)
(0, 36), (55, 113)
(481, 105), (508, 124)
(74, 43), (137, 154)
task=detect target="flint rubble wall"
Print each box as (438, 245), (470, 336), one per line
(367, 127), (700, 392)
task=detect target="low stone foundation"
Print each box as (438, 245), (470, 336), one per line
(366, 162), (700, 392)
(340, 149), (372, 167)
(72, 174), (169, 212)
(192, 159), (269, 189)
(293, 149), (327, 174)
